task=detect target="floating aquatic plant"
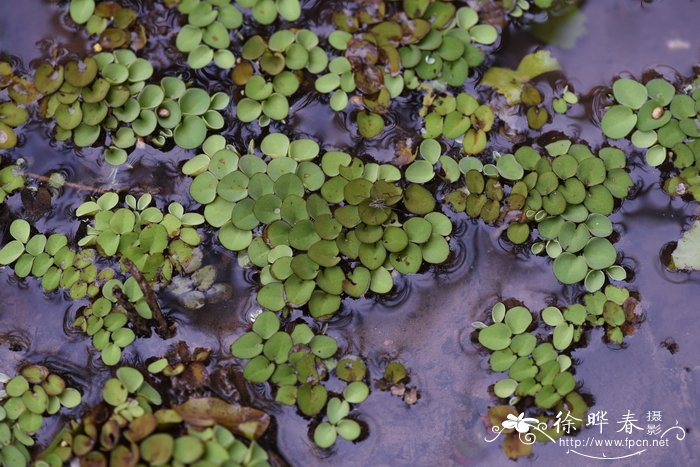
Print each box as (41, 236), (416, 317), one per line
(230, 315), (369, 448)
(36, 51), (229, 163)
(313, 397), (362, 448)
(445, 140), (632, 291)
(171, 0), (242, 69)
(0, 221), (148, 366)
(235, 73), (296, 123)
(0, 365), (82, 467)
(502, 0), (557, 18)
(234, 29), (326, 123)
(69, 0), (148, 51)
(375, 360), (420, 405)
(235, 0), (301, 25)
(475, 289), (639, 456)
(552, 85), (578, 114)
(601, 75), (700, 200)
(0, 192), (209, 366)
(481, 50), (561, 104)
(184, 134), (452, 320)
(0, 160), (25, 204)
(39, 365), (272, 466)
(0, 62), (32, 150)
(475, 301), (588, 414)
(76, 193), (205, 280)
(670, 220), (700, 271)
(327, 1), (499, 137)
(420, 91), (495, 154)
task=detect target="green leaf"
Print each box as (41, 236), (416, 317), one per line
(601, 105), (637, 139)
(343, 381), (369, 403)
(252, 311), (280, 338)
(336, 418), (361, 441)
(612, 79), (648, 110)
(481, 51), (560, 104)
(0, 240), (25, 265)
(313, 422), (337, 448)
(672, 220), (700, 270)
(504, 306), (532, 334)
(478, 323), (512, 350)
(357, 111), (384, 138)
(297, 383), (327, 416)
(552, 253), (588, 284)
(553, 323), (574, 350)
(243, 355), (275, 383)
(494, 378), (518, 398)
(309, 335), (338, 359)
(541, 306), (564, 326)
(583, 237), (617, 270)
(231, 332), (264, 359)
(69, 0), (95, 24)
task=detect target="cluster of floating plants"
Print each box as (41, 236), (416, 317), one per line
(601, 75), (700, 200)
(75, 193), (204, 280)
(0, 62), (30, 151)
(235, 29), (326, 122)
(475, 302), (588, 415)
(329, 1), (498, 135)
(0, 0), (696, 463)
(445, 140), (632, 292)
(0, 189), (214, 368)
(420, 91), (495, 154)
(231, 313), (367, 448)
(69, 0), (147, 51)
(171, 0), (303, 69)
(0, 220), (111, 297)
(0, 218), (148, 366)
(185, 133), (451, 319)
(172, 0), (242, 69)
(473, 287), (639, 454)
(502, 0), (557, 18)
(39, 366), (271, 466)
(551, 85), (578, 115)
(0, 157), (25, 204)
(0, 366), (82, 466)
(517, 81), (577, 130)
(37, 51), (229, 162)
(375, 360), (419, 405)
(481, 50), (561, 105)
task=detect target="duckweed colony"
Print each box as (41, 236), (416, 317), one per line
(0, 0), (698, 464)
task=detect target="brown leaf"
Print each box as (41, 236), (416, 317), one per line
(358, 0), (386, 24)
(124, 414), (157, 443)
(487, 405), (517, 434)
(355, 65), (385, 95)
(99, 28), (129, 50)
(394, 139), (416, 166)
(174, 398), (270, 440)
(95, 2), (121, 18)
(346, 38), (379, 67)
(502, 432), (533, 459)
(99, 419), (121, 451)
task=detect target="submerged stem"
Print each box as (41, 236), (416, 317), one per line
(23, 171), (121, 193)
(121, 257), (175, 339)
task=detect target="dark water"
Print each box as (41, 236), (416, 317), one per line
(1, 1), (700, 466)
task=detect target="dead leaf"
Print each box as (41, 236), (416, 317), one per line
(174, 398), (270, 440)
(502, 432), (533, 459)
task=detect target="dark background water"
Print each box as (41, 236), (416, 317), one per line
(1, 1), (699, 466)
